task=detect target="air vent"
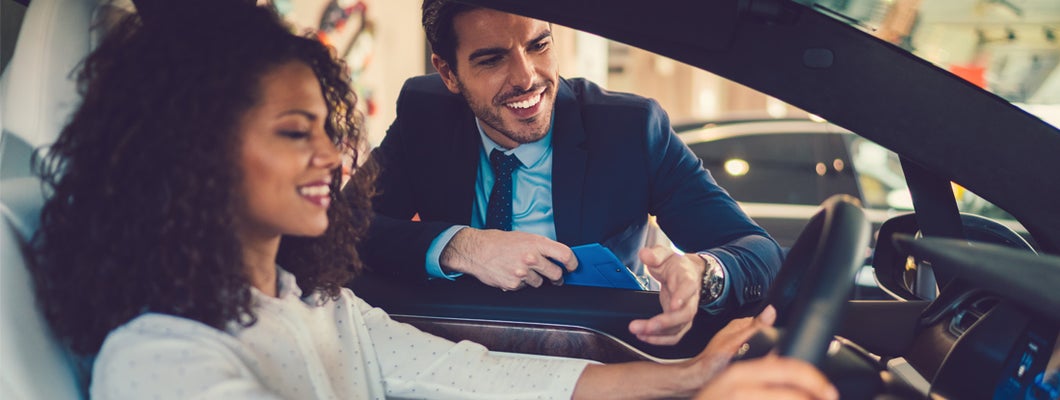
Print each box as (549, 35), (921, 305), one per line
(948, 296), (999, 337)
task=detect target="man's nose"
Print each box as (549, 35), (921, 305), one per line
(508, 52), (535, 91)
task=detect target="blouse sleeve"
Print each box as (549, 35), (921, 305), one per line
(91, 315), (282, 400)
(348, 293), (594, 400)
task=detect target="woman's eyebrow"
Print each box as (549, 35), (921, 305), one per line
(276, 109), (319, 120)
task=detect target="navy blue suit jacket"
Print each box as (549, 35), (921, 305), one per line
(357, 75), (782, 310)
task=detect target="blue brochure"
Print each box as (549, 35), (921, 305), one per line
(561, 243), (646, 290)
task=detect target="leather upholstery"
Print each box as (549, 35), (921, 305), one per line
(0, 1), (100, 398)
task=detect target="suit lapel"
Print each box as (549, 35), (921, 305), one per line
(442, 108), (480, 224)
(551, 79), (588, 244)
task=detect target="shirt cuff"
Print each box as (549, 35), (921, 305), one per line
(697, 251), (731, 315)
(426, 225), (467, 280)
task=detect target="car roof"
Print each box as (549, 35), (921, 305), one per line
(468, 0), (1060, 253)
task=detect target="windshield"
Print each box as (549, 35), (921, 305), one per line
(264, 0), (1044, 247)
(809, 0), (1060, 128)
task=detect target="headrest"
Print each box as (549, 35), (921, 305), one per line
(0, 0), (95, 163)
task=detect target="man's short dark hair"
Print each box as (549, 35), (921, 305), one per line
(422, 0), (478, 72)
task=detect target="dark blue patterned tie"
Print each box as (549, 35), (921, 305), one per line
(485, 149), (522, 231)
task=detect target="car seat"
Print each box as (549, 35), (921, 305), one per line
(1, 0), (100, 398)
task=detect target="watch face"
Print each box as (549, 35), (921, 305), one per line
(708, 274), (723, 299)
(700, 255), (725, 305)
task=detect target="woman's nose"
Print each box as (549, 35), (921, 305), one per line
(311, 135), (342, 170)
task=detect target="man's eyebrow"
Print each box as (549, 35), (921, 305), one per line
(468, 47), (507, 62)
(467, 30), (553, 62)
(527, 30), (552, 46)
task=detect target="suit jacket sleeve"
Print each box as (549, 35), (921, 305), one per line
(641, 100), (783, 311)
(351, 79), (456, 281)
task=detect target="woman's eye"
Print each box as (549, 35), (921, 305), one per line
(280, 130), (310, 139)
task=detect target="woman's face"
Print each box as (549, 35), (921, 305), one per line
(236, 61), (340, 240)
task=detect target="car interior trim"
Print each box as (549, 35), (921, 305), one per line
(390, 314), (669, 364)
(896, 235), (1060, 319)
(885, 357), (931, 397)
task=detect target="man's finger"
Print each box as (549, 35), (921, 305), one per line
(539, 242), (578, 272)
(501, 278), (526, 291)
(638, 245), (673, 269)
(633, 328), (685, 345)
(529, 258), (565, 282)
(649, 305), (697, 331)
(523, 268), (546, 286)
(630, 310), (693, 338)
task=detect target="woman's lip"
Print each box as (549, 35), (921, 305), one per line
(302, 195), (331, 208)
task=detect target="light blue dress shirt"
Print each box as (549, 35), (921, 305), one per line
(425, 119), (556, 279)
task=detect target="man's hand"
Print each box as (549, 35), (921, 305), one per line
(439, 228), (578, 291)
(628, 245), (706, 345)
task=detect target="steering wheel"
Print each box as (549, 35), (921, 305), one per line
(756, 194), (871, 365)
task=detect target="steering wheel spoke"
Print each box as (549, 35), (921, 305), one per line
(763, 194), (871, 365)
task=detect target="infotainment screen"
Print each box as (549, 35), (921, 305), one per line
(994, 324), (1059, 400)
(1039, 335), (1060, 400)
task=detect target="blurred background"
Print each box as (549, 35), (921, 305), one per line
(3, 0), (1056, 143)
(256, 0), (1060, 144)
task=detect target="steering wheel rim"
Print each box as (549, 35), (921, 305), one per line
(765, 194), (871, 365)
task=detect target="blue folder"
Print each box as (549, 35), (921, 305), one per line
(561, 243), (646, 290)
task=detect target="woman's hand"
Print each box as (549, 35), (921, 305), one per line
(690, 305), (778, 381)
(695, 356), (838, 400)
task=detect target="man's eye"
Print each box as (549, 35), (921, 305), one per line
(533, 41), (549, 52)
(478, 56), (501, 67)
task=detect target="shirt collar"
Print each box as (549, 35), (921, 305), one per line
(274, 265), (302, 298)
(475, 118), (553, 168)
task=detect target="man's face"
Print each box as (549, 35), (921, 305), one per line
(433, 8), (558, 149)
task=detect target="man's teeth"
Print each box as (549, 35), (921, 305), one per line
(506, 94), (541, 109)
(298, 185), (331, 197)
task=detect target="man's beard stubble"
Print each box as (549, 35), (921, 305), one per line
(456, 78), (551, 146)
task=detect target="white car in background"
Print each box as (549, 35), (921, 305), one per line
(651, 118), (1036, 299)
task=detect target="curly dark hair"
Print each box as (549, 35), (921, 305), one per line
(422, 0), (479, 72)
(29, 1), (376, 355)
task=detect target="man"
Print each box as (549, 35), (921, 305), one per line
(358, 0), (783, 345)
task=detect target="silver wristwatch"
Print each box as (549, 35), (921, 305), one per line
(698, 253), (726, 306)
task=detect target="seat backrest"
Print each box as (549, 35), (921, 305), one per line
(0, 0), (93, 179)
(1, 178), (85, 400)
(1, 0), (101, 398)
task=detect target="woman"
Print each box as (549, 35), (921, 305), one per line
(29, 1), (835, 399)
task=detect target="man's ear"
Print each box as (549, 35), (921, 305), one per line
(431, 54), (462, 94)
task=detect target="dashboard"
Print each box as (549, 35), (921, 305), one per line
(993, 321), (1059, 399)
(887, 234), (1060, 400)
